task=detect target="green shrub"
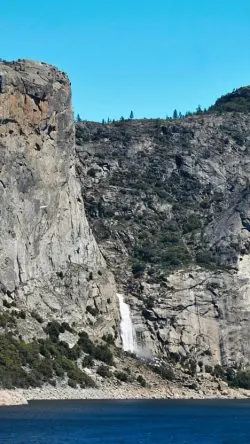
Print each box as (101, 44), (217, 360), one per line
(58, 340), (71, 357)
(39, 339), (59, 358)
(26, 370), (43, 388)
(182, 215), (202, 234)
(82, 355), (94, 368)
(0, 366), (31, 389)
(68, 378), (77, 388)
(0, 312), (16, 328)
(37, 359), (53, 379)
(205, 365), (213, 374)
(212, 364), (225, 379)
(60, 356), (74, 372)
(142, 309), (152, 320)
(44, 321), (65, 342)
(160, 232), (179, 244)
(163, 245), (191, 266)
(0, 332), (98, 389)
(78, 332), (113, 365)
(18, 341), (40, 366)
(68, 344), (81, 360)
(228, 369), (250, 389)
(145, 296), (155, 309)
(115, 371), (128, 382)
(186, 359), (197, 377)
(97, 365), (112, 378)
(227, 369), (250, 390)
(168, 352), (181, 364)
(77, 331), (96, 355)
(18, 310), (26, 319)
(134, 246), (155, 263)
(132, 261), (146, 277)
(200, 199), (211, 209)
(137, 375), (146, 387)
(156, 189), (168, 199)
(53, 361), (65, 378)
(196, 250), (214, 266)
(102, 334), (115, 345)
(67, 367), (96, 387)
(152, 365), (174, 381)
(94, 344), (114, 365)
(61, 321), (74, 333)
(3, 300), (15, 309)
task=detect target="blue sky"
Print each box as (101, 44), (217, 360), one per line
(1, 1), (250, 121)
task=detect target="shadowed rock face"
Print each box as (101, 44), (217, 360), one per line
(76, 115), (250, 367)
(0, 60), (118, 339)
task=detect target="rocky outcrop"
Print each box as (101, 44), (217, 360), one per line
(0, 60), (119, 339)
(130, 265), (250, 367)
(76, 112), (250, 367)
(0, 390), (27, 406)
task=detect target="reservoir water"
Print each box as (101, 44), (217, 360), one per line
(0, 399), (249, 443)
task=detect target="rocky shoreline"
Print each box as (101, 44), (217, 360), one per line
(1, 383), (250, 407)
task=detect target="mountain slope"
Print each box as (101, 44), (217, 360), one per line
(0, 62), (249, 395)
(76, 108), (250, 368)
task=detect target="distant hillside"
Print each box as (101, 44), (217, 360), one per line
(209, 86), (250, 113)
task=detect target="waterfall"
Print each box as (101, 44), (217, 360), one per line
(117, 293), (135, 353)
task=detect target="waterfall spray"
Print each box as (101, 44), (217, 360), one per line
(117, 293), (135, 353)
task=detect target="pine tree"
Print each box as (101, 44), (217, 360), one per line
(129, 110), (134, 119)
(76, 114), (82, 122)
(173, 109), (178, 119)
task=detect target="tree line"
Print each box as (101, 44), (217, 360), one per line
(76, 105), (206, 124)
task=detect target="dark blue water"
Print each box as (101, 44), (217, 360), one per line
(0, 399), (249, 443)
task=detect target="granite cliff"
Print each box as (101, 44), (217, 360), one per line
(0, 60), (118, 340)
(76, 111), (250, 370)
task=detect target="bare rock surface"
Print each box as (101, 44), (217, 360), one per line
(0, 60), (119, 338)
(0, 382), (249, 406)
(0, 390), (27, 406)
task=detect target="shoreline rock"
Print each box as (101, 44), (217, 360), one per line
(0, 390), (27, 406)
(0, 384), (249, 407)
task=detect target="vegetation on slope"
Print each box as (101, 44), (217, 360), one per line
(76, 114), (249, 286)
(209, 86), (250, 113)
(0, 318), (115, 389)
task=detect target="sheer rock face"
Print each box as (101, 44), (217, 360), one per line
(76, 115), (250, 367)
(0, 60), (118, 338)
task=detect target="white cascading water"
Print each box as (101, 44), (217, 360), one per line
(117, 293), (135, 352)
